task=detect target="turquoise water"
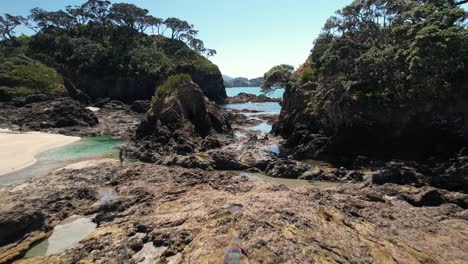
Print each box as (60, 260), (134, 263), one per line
(43, 135), (125, 161)
(226, 87), (284, 99)
(0, 135), (125, 186)
(246, 122), (272, 134)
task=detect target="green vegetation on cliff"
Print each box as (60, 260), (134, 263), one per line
(266, 0), (467, 112)
(0, 0), (226, 103)
(154, 73), (192, 101)
(268, 0), (468, 158)
(0, 53), (63, 101)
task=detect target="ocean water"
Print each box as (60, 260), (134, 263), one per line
(0, 135), (125, 186)
(226, 87), (284, 99)
(223, 102), (281, 116)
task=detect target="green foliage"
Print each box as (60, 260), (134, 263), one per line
(300, 68), (317, 83)
(306, 0), (468, 111)
(0, 0), (223, 101)
(0, 54), (63, 101)
(262, 64), (295, 93)
(154, 73), (192, 101)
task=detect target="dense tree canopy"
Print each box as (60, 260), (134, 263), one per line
(4, 0), (215, 56)
(266, 0), (467, 112)
(310, 0), (468, 110)
(0, 0), (224, 102)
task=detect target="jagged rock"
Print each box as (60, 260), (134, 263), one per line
(431, 154), (468, 193)
(265, 159), (311, 178)
(299, 168), (326, 180)
(0, 97), (98, 132)
(209, 150), (247, 170)
(130, 100), (150, 113)
(93, 97), (112, 107)
(127, 79), (231, 159)
(365, 162), (423, 186)
(226, 93), (281, 104)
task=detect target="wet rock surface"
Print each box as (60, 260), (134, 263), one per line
(0, 162), (466, 263)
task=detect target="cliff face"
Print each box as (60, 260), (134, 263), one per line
(274, 81), (468, 161)
(273, 1), (468, 162)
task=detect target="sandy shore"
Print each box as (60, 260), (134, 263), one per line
(0, 130), (80, 176)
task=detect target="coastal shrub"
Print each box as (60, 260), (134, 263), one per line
(0, 54), (63, 101)
(300, 68), (317, 83)
(154, 74), (192, 101)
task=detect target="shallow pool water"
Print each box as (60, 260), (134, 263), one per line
(0, 135), (126, 186)
(246, 122), (272, 134)
(25, 215), (97, 258)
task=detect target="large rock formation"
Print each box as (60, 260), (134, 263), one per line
(272, 1), (468, 163)
(127, 77), (231, 162)
(274, 82), (468, 161)
(0, 97), (98, 134)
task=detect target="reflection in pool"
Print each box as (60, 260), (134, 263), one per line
(25, 215), (97, 258)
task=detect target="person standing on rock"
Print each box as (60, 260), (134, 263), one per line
(119, 148), (124, 165)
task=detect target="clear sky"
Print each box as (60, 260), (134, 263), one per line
(1, 0), (352, 78)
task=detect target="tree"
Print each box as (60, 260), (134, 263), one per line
(262, 65), (295, 92)
(0, 14), (24, 40)
(109, 3), (149, 32)
(164, 17), (192, 39)
(81, 0), (111, 23)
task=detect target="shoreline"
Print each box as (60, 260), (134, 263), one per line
(0, 130), (80, 176)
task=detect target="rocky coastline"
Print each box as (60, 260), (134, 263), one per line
(0, 84), (467, 263)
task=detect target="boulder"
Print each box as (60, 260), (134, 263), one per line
(131, 100), (151, 113)
(209, 150), (247, 170)
(365, 162), (423, 186)
(12, 97), (98, 130)
(265, 160), (311, 179)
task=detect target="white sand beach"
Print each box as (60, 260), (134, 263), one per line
(0, 130), (80, 176)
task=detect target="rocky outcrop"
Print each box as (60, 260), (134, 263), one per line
(0, 97), (98, 133)
(126, 80), (231, 162)
(130, 100), (150, 113)
(1, 162), (467, 263)
(226, 93), (281, 104)
(275, 81), (468, 162)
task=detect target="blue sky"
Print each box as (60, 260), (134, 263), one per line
(1, 0), (352, 78)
